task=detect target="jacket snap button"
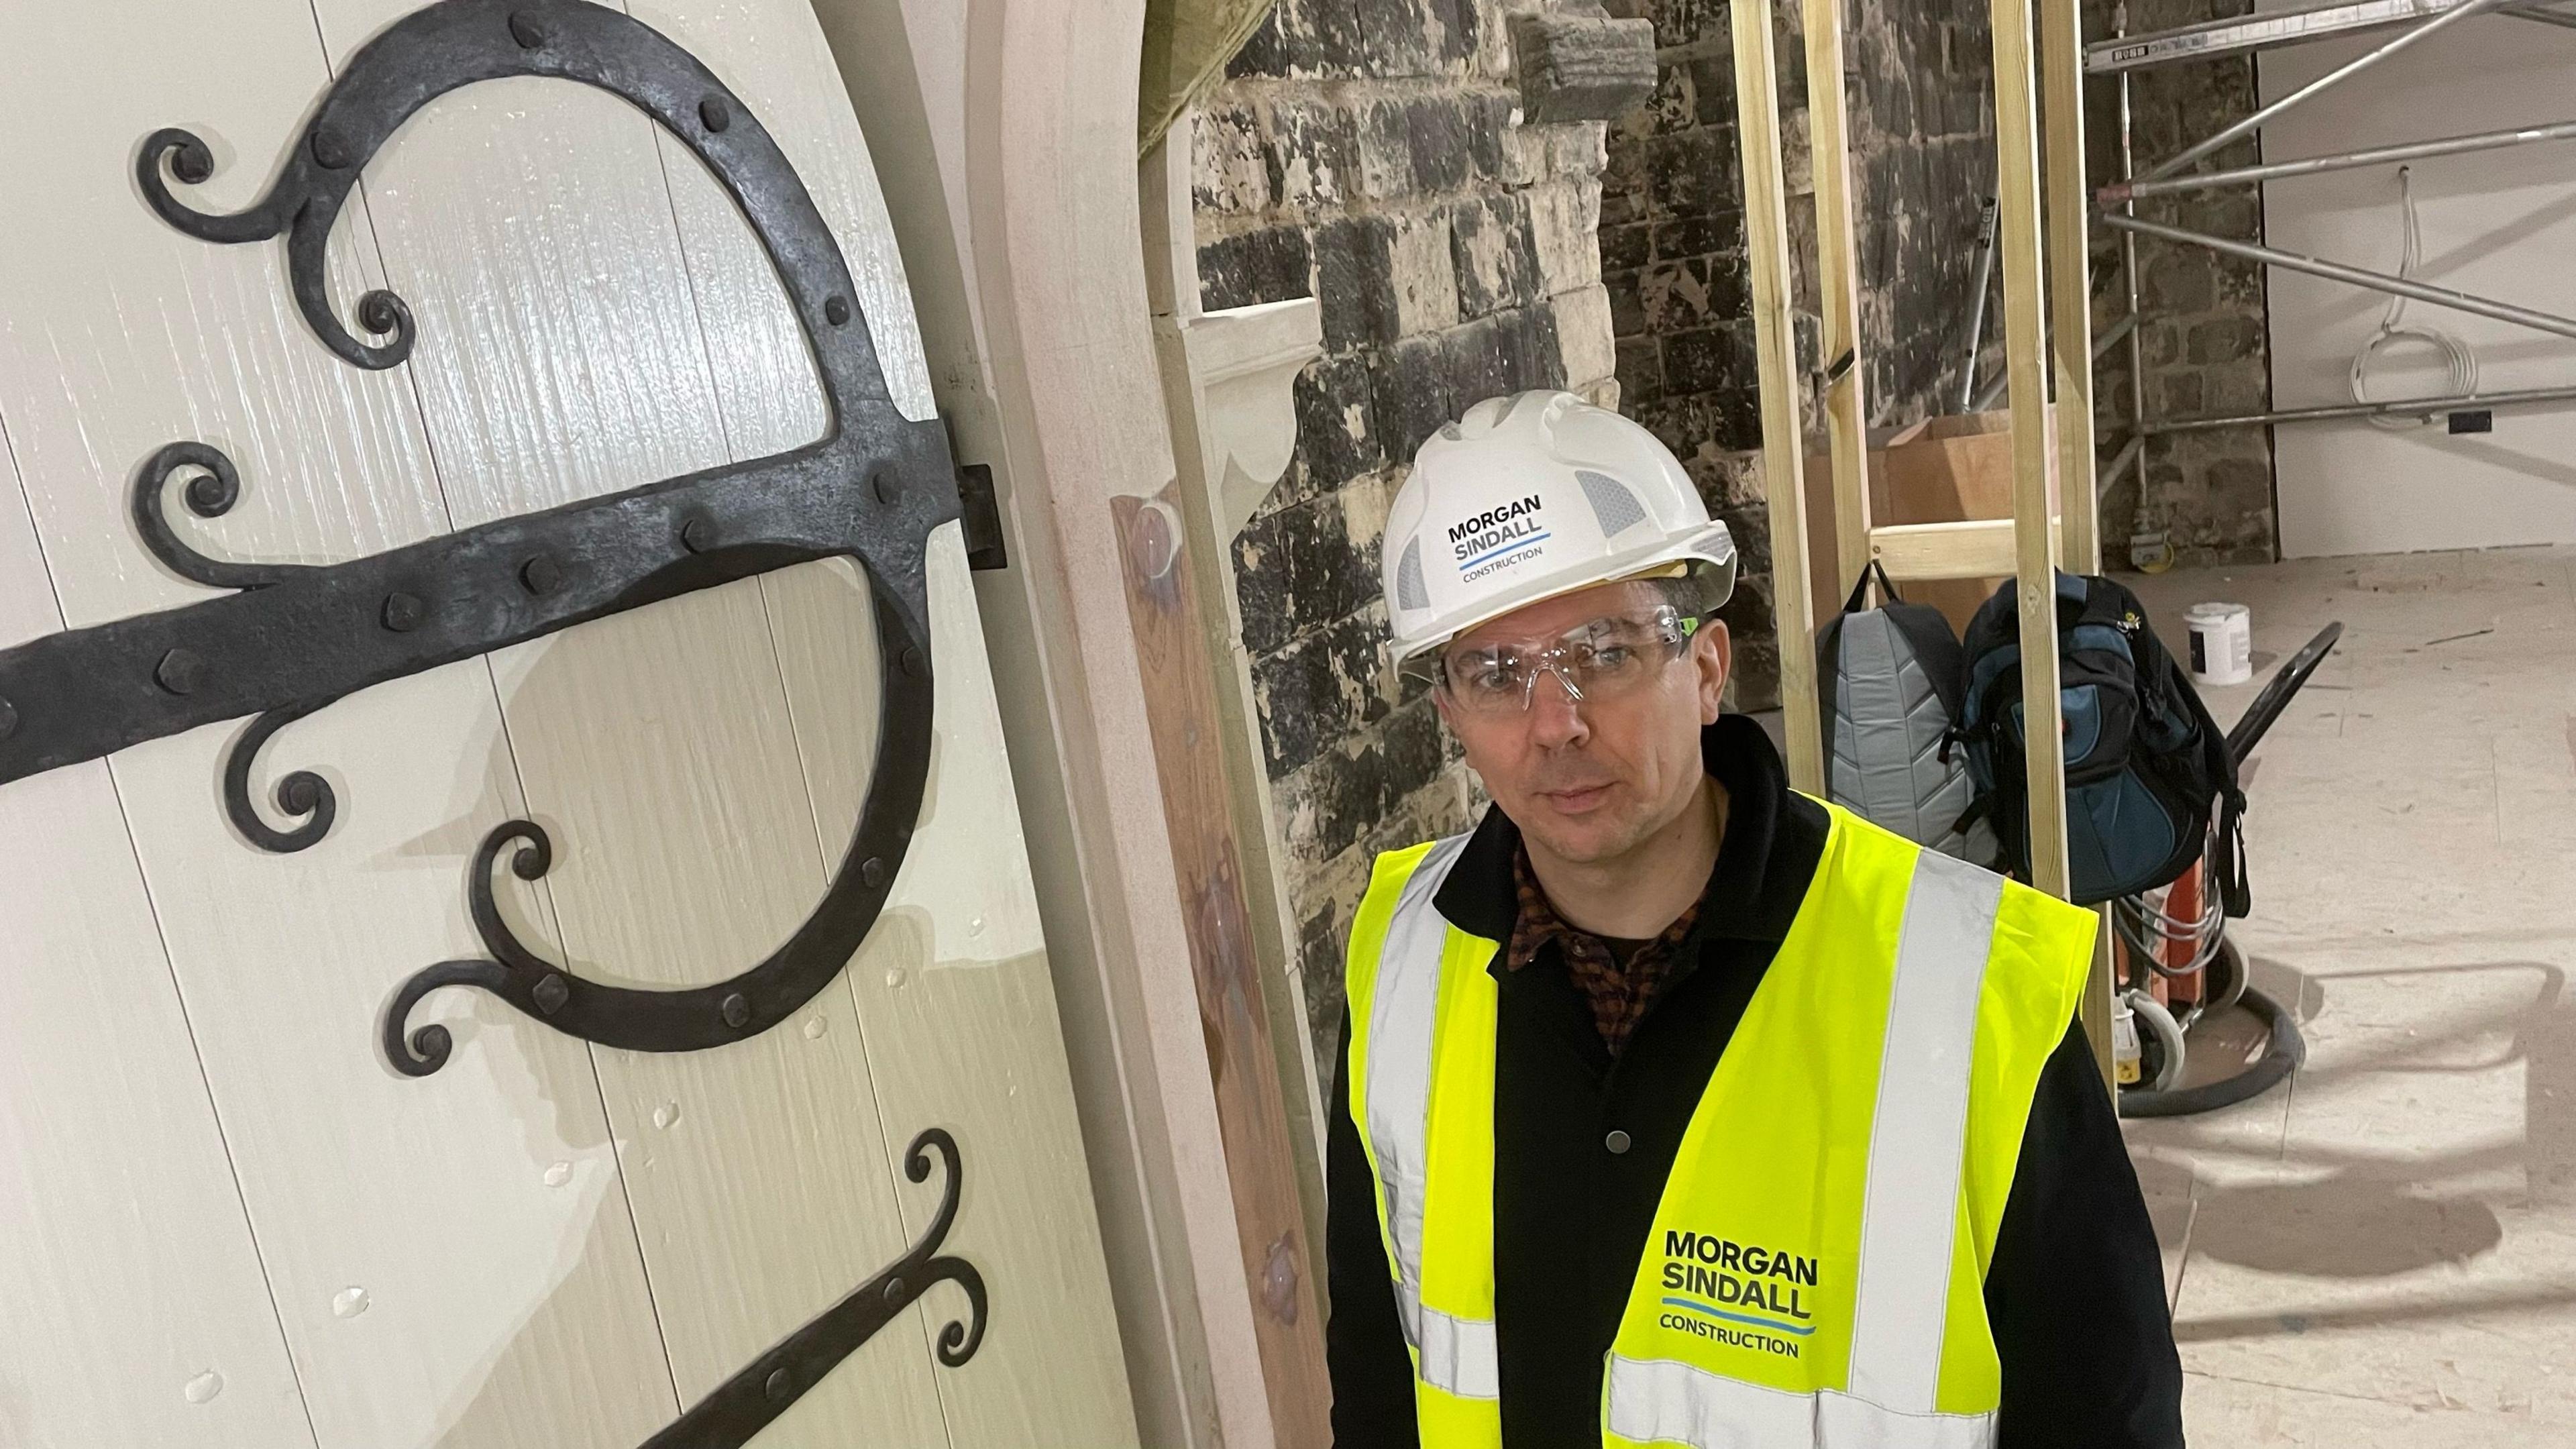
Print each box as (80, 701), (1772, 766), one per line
(1605, 1130), (1631, 1155)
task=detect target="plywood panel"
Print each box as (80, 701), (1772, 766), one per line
(0, 3), (682, 1447)
(0, 447), (314, 1449)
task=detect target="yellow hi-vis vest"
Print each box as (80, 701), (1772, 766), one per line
(1342, 801), (2095, 1448)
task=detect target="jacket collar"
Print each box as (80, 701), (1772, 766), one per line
(1433, 713), (1803, 946)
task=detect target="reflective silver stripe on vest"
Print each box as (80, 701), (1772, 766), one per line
(1606, 845), (2005, 1446)
(1605, 1356), (1996, 1449)
(1418, 1302), (1501, 1400)
(1847, 848), (2001, 1414)
(1361, 833), (1495, 1397)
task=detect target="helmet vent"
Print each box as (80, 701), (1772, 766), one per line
(1395, 537), (1429, 610)
(1575, 470), (1648, 537)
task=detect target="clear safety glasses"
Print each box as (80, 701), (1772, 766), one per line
(1424, 604), (1700, 718)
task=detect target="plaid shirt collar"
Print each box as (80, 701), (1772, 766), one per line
(1502, 828), (1711, 1055)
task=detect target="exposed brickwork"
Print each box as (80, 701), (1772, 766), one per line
(1199, 0), (1619, 1067)
(1205, 0), (2280, 1065)
(1603, 0), (2000, 710)
(1599, 0), (2280, 704)
(2089, 0), (2278, 567)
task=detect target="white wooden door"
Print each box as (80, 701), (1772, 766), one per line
(0, 2), (1136, 1446)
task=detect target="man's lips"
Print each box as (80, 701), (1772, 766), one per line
(1536, 782), (1617, 813)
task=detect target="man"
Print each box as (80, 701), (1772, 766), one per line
(1326, 390), (2183, 1448)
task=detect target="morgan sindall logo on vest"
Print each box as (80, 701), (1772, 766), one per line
(1447, 493), (1552, 584)
(1656, 1230), (1823, 1361)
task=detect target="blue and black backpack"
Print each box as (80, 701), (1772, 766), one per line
(1953, 572), (2249, 913)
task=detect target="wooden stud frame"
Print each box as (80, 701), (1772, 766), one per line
(1803, 0), (1875, 606)
(2036, 0), (2123, 1085)
(1741, 0), (2112, 1047)
(1731, 0), (1825, 795)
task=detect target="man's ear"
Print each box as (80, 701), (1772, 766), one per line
(1694, 621), (1733, 724)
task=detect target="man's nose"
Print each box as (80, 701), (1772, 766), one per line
(1525, 666), (1589, 747)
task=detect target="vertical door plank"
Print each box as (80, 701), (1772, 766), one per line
(626, 0), (938, 429)
(769, 535), (1144, 1447)
(302, 0), (951, 1438)
(0, 4), (678, 1447)
(622, 1), (1134, 1436)
(0, 458), (314, 1449)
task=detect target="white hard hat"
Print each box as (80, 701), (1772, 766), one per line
(1381, 390), (1737, 669)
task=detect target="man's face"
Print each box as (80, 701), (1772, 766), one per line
(1430, 580), (1731, 867)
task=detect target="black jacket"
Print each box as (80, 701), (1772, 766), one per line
(1324, 714), (2184, 1448)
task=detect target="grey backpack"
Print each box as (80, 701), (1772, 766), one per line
(1817, 563), (1996, 866)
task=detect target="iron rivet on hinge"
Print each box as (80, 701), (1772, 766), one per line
(860, 856), (888, 889)
(0, 696), (15, 741)
(883, 1277), (906, 1303)
(520, 555), (562, 595)
(508, 11), (546, 47)
(170, 141), (214, 186)
(699, 97), (731, 133)
(871, 469), (897, 505)
(721, 992), (750, 1029)
(278, 775), (319, 814)
(898, 647), (924, 679)
(155, 648), (205, 696)
(681, 515), (717, 553)
(764, 1368), (791, 1401)
(824, 295), (850, 327)
(382, 592), (426, 632)
(311, 126), (352, 171)
(533, 972), (570, 1016)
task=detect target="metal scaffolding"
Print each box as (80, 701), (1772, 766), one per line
(2092, 0), (2576, 495)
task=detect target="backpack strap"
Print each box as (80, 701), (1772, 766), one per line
(1816, 612), (1847, 747)
(1885, 604), (1970, 724)
(1814, 560), (1907, 750)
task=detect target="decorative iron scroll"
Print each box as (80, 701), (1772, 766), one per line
(0, 0), (1010, 1081)
(643, 1128), (987, 1448)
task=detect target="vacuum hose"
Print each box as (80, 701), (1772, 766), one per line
(2117, 982), (2305, 1118)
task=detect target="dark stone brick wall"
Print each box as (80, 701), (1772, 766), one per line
(2088, 0), (2277, 567)
(1196, 0), (1621, 1067)
(1599, 0), (2008, 710)
(1599, 0), (2281, 685)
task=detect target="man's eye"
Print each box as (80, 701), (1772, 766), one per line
(1464, 665), (1519, 693)
(1591, 645), (1633, 668)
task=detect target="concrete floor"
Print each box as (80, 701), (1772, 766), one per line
(2121, 546), (2576, 1446)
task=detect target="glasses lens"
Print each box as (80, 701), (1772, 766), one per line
(1437, 607), (1688, 716)
(1443, 646), (1530, 708)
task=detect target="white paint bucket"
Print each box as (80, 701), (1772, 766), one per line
(2184, 602), (2253, 686)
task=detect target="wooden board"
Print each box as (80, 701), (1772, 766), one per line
(628, 3), (1136, 1439)
(1809, 412), (2013, 632)
(0, 451), (317, 1449)
(1990, 0), (2076, 902)
(2039, 0), (2102, 578)
(2039, 0), (2119, 1089)
(1731, 0), (1825, 792)
(1112, 488), (1330, 1449)
(0, 4), (678, 1443)
(1802, 0), (1875, 603)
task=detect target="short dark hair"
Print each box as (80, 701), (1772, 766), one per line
(1647, 563), (1724, 622)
